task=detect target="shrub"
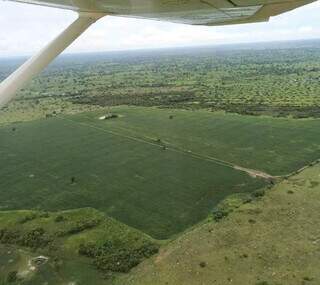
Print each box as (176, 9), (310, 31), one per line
(212, 209), (228, 222)
(252, 189), (266, 198)
(0, 229), (21, 244)
(79, 240), (159, 274)
(79, 243), (97, 258)
(199, 261), (206, 268)
(18, 213), (38, 224)
(66, 218), (101, 235)
(137, 243), (159, 258)
(18, 228), (52, 249)
(94, 249), (141, 273)
(7, 271), (18, 283)
(54, 215), (66, 223)
(71, 177), (76, 184)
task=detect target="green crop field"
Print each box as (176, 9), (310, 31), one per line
(1, 106), (320, 239)
(0, 107), (268, 239)
(72, 106), (320, 175)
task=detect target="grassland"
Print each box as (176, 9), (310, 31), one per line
(115, 163), (320, 285)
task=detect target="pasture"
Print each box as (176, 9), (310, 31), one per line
(0, 107), (269, 239)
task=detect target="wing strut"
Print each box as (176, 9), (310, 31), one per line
(0, 12), (106, 108)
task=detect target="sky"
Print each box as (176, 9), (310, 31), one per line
(0, 0), (320, 57)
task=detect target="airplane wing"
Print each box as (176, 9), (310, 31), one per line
(0, 0), (316, 108)
(9, 0), (316, 26)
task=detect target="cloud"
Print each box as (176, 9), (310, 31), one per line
(0, 0), (319, 56)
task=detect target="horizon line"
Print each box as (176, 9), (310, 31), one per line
(1, 37), (320, 60)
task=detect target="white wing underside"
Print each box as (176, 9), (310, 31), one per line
(10, 0), (316, 26)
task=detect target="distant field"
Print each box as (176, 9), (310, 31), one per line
(0, 108), (267, 239)
(73, 106), (320, 175)
(3, 40), (319, 118)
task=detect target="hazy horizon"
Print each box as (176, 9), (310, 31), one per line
(0, 37), (320, 60)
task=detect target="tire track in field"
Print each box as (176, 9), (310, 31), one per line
(58, 116), (274, 180)
(92, 120), (276, 180)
